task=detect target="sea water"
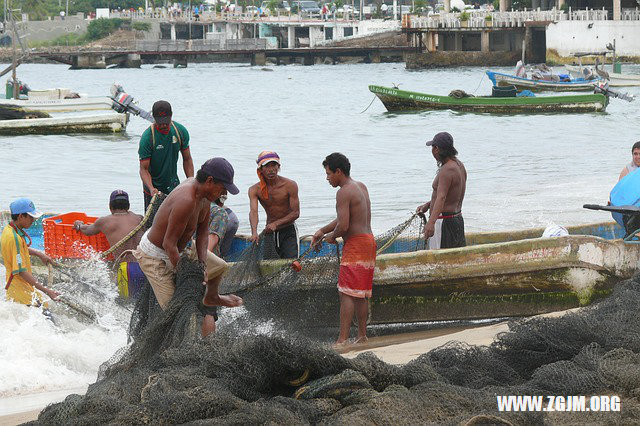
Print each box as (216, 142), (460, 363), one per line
(1, 62), (639, 235)
(0, 260), (128, 410)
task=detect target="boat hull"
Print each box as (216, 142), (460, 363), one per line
(487, 71), (599, 92)
(0, 96), (114, 112)
(0, 112), (129, 135)
(369, 85), (608, 114)
(246, 233), (639, 327)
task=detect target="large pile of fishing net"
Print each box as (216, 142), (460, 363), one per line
(28, 209), (640, 424)
(30, 271), (640, 424)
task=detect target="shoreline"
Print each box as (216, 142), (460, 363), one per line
(0, 386), (87, 425)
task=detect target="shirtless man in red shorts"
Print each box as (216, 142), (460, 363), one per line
(312, 152), (375, 347)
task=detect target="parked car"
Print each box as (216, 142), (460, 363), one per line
(295, 0), (321, 15)
(260, 1), (291, 15)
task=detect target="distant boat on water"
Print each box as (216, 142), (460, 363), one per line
(368, 85), (608, 114)
(486, 71), (601, 92)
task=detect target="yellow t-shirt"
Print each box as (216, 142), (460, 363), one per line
(1, 224), (43, 306)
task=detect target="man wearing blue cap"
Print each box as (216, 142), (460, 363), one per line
(416, 132), (467, 249)
(73, 190), (146, 299)
(133, 157), (243, 337)
(1, 198), (59, 306)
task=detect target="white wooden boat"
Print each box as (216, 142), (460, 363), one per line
(486, 71), (600, 92)
(0, 94), (115, 112)
(0, 112), (129, 135)
(565, 64), (640, 87)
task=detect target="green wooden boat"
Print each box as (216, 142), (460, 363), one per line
(369, 85), (608, 114)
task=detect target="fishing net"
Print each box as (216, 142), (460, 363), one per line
(29, 209), (640, 424)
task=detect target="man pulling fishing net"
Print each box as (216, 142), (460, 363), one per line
(133, 158), (243, 337)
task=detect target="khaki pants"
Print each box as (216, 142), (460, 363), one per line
(133, 245), (227, 309)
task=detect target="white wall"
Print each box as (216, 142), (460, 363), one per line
(546, 21), (640, 56)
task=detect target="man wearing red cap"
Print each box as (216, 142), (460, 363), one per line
(74, 190), (145, 299)
(133, 158), (243, 337)
(416, 132), (467, 249)
(139, 100), (194, 211)
(248, 151), (300, 259)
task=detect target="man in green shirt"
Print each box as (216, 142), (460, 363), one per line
(139, 100), (194, 211)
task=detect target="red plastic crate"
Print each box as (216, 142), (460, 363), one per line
(43, 212), (111, 259)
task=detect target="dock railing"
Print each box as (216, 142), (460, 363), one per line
(405, 8), (616, 29)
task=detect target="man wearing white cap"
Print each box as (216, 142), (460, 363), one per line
(1, 198), (59, 306)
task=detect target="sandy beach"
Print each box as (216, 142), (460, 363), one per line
(0, 387), (86, 426)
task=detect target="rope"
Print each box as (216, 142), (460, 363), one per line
(360, 95), (377, 114)
(471, 73), (486, 95)
(375, 213), (418, 255)
(100, 193), (160, 259)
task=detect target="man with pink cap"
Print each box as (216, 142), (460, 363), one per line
(248, 151), (300, 259)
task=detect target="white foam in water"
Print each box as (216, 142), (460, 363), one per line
(0, 261), (128, 401)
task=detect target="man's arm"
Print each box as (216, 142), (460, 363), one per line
(73, 217), (104, 236)
(325, 189), (350, 243)
(162, 201), (191, 268)
(140, 159), (158, 195)
(28, 247), (52, 266)
(248, 185), (260, 243)
(265, 181), (300, 232)
(416, 201), (430, 214)
(195, 204), (209, 263)
(425, 169), (454, 238)
(17, 270), (59, 300)
(619, 167), (629, 181)
(181, 147), (195, 178)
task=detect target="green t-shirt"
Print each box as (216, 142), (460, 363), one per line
(138, 121), (190, 194)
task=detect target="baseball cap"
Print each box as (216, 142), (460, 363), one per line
(109, 190), (129, 204)
(426, 132), (454, 149)
(200, 157), (239, 195)
(257, 151), (281, 168)
(10, 198), (42, 218)
(152, 100), (172, 125)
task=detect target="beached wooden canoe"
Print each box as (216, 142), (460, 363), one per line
(486, 71), (600, 92)
(0, 112), (129, 135)
(225, 221), (638, 327)
(3, 211), (634, 326)
(369, 85), (608, 114)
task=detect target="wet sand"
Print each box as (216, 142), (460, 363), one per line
(0, 387), (86, 426)
(341, 309), (578, 364)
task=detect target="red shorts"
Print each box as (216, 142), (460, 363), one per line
(338, 234), (376, 299)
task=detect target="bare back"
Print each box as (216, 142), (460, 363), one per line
(148, 179), (209, 252)
(430, 158), (467, 213)
(99, 212), (143, 262)
(339, 179), (372, 240)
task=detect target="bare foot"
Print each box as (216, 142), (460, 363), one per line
(203, 291), (243, 308)
(332, 340), (351, 350)
(354, 336), (368, 345)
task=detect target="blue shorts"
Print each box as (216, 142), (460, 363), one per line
(117, 261), (146, 299)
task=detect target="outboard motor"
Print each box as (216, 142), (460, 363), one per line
(110, 83), (154, 122)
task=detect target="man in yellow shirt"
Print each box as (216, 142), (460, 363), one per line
(1, 198), (58, 306)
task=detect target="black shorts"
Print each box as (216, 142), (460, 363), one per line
(263, 223), (299, 260)
(440, 214), (466, 249)
(198, 303), (218, 321)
